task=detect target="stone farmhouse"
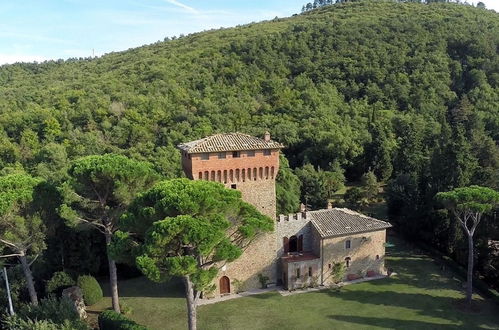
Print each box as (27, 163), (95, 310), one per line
(178, 132), (391, 296)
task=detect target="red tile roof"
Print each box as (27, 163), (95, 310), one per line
(178, 133), (284, 154)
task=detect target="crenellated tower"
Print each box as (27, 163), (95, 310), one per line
(178, 132), (284, 218)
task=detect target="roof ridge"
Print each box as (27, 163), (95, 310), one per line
(309, 207), (392, 238)
(178, 132), (284, 153)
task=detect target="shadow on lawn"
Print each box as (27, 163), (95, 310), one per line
(101, 276), (185, 298)
(245, 292), (276, 300)
(328, 315), (464, 329)
(368, 237), (467, 292)
(323, 235), (499, 329)
(326, 289), (498, 329)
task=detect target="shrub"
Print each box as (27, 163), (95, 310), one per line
(77, 275), (103, 305)
(46, 271), (75, 294)
(9, 297), (89, 329)
(98, 310), (148, 330)
(331, 262), (346, 283)
(257, 273), (269, 289)
(231, 279), (245, 293)
(19, 296), (79, 324)
(2, 316), (87, 330)
(120, 301), (133, 315)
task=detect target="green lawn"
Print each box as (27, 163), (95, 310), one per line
(91, 236), (499, 329)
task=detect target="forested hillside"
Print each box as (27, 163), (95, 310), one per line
(1, 1), (498, 287)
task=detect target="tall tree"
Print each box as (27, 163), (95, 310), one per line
(110, 179), (273, 330)
(59, 154), (157, 313)
(320, 162), (345, 200)
(364, 121), (394, 181)
(436, 186), (499, 307)
(0, 173), (46, 305)
(361, 171), (379, 201)
(276, 155), (301, 214)
(295, 164), (326, 209)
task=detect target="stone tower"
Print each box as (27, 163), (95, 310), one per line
(178, 132), (283, 218)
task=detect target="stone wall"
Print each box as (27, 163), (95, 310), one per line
(276, 212), (313, 251)
(232, 179), (276, 219)
(284, 258), (321, 290)
(213, 231), (278, 296)
(317, 229), (387, 285)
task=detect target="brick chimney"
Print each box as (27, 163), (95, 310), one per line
(300, 203), (306, 212)
(264, 131), (271, 141)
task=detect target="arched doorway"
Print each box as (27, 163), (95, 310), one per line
(219, 276), (230, 295)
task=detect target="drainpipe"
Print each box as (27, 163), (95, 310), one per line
(320, 238), (324, 286)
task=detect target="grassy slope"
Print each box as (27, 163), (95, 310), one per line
(91, 235), (499, 329)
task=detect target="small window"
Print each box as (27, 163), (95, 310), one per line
(232, 151), (240, 158)
(376, 255), (380, 260)
(230, 184), (237, 189)
(247, 150), (255, 157)
(328, 264), (332, 269)
(308, 267), (312, 277)
(345, 257), (351, 268)
(296, 268), (300, 279)
(345, 240), (351, 249)
(218, 152), (226, 159)
(263, 149), (271, 156)
(201, 153), (209, 160)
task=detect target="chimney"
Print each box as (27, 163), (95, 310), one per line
(327, 201), (333, 209)
(300, 203), (306, 212)
(264, 131), (271, 141)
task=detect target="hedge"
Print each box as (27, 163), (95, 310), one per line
(77, 275), (103, 306)
(98, 310), (148, 330)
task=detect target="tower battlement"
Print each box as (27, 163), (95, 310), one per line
(177, 132), (284, 218)
(277, 212), (309, 222)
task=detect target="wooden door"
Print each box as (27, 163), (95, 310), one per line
(219, 276), (230, 294)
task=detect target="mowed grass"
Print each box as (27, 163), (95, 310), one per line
(90, 236), (499, 329)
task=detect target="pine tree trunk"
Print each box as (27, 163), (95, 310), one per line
(19, 254), (38, 305)
(183, 276), (197, 330)
(105, 231), (120, 313)
(466, 233), (474, 306)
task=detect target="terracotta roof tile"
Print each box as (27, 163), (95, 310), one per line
(310, 208), (391, 238)
(178, 133), (284, 154)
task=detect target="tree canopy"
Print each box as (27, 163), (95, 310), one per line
(435, 186), (499, 306)
(111, 179), (273, 330)
(436, 186), (499, 216)
(0, 173), (45, 304)
(59, 153), (158, 312)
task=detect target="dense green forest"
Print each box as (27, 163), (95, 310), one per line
(0, 0), (498, 310)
